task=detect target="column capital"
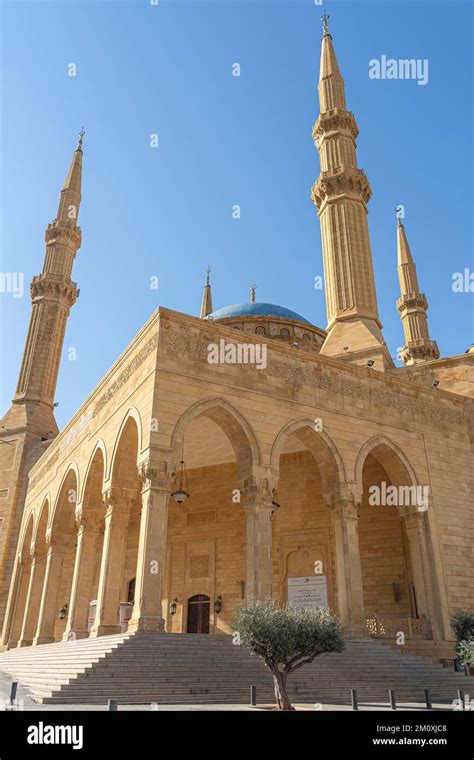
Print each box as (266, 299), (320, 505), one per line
(325, 485), (361, 519)
(102, 486), (136, 517)
(76, 512), (103, 534)
(241, 475), (278, 511)
(138, 459), (175, 493)
(328, 497), (359, 521)
(402, 509), (426, 530)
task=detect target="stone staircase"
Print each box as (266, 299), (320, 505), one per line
(375, 637), (458, 664)
(0, 632), (471, 705)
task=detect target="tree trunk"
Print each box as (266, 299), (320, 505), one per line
(272, 668), (294, 711)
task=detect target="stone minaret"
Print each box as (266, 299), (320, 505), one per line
(396, 214), (439, 365)
(0, 134), (84, 630)
(200, 266), (213, 318)
(13, 133), (83, 410)
(312, 14), (392, 370)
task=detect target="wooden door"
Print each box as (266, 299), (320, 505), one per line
(187, 594), (210, 633)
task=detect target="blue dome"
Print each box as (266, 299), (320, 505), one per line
(206, 302), (311, 324)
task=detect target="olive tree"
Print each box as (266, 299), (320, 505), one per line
(232, 598), (344, 711)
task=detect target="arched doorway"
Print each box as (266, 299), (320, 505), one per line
(187, 594), (210, 633)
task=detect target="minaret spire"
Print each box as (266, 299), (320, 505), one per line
(396, 213), (439, 365)
(312, 17), (392, 370)
(200, 266), (213, 318)
(13, 133), (83, 407)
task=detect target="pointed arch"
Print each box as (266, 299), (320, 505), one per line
(18, 511), (35, 562)
(271, 418), (346, 499)
(170, 397), (261, 481)
(107, 408), (143, 483)
(50, 463), (79, 541)
(79, 440), (107, 504)
(32, 495), (51, 550)
(353, 435), (419, 495)
(51, 463), (80, 519)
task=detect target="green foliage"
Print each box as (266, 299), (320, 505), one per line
(451, 610), (474, 653)
(232, 598), (344, 672)
(458, 639), (474, 669)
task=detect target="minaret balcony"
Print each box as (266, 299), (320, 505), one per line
(30, 273), (78, 308)
(45, 220), (82, 247)
(396, 293), (428, 314)
(313, 110), (359, 143)
(311, 166), (371, 209)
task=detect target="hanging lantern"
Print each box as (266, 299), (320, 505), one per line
(169, 598), (178, 616)
(59, 604), (68, 620)
(271, 489), (280, 514)
(171, 443), (190, 504)
(214, 596), (222, 615)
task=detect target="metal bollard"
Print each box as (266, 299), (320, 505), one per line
(424, 689), (432, 710)
(107, 699), (118, 711)
(389, 689), (397, 710)
(9, 682), (18, 705)
(351, 689), (358, 711)
(250, 685), (257, 706)
(457, 690), (465, 711)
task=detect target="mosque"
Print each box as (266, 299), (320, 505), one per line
(0, 16), (472, 662)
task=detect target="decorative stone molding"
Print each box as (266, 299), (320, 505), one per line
(399, 341), (440, 365)
(159, 324), (463, 425)
(93, 333), (158, 417)
(397, 293), (428, 314)
(102, 486), (135, 517)
(45, 219), (82, 247)
(311, 166), (372, 209)
(312, 109), (359, 141)
(241, 476), (277, 510)
(327, 493), (360, 521)
(30, 274), (78, 309)
(138, 459), (174, 492)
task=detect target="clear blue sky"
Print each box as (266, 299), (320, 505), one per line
(1, 0), (473, 428)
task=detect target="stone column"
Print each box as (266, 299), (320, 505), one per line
(403, 511), (437, 638)
(17, 554), (47, 647)
(89, 487), (133, 637)
(243, 479), (274, 600)
(34, 542), (67, 645)
(330, 497), (366, 635)
(128, 460), (173, 633)
(63, 516), (102, 641)
(0, 553), (22, 648)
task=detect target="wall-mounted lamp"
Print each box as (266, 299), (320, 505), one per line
(59, 604), (68, 620)
(168, 598), (178, 616)
(214, 596), (222, 615)
(392, 581), (400, 603)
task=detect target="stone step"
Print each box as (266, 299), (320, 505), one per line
(1, 632), (471, 706)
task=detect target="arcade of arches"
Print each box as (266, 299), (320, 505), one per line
(1, 405), (442, 649)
